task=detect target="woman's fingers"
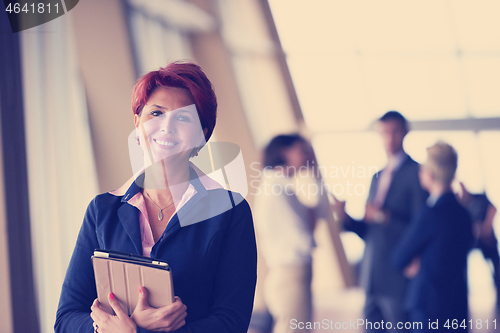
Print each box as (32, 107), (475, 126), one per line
(135, 286), (149, 310)
(91, 295), (137, 333)
(90, 299), (105, 331)
(169, 310), (187, 330)
(164, 301), (187, 325)
(162, 298), (186, 323)
(159, 298), (187, 331)
(90, 311), (97, 325)
(131, 294), (187, 331)
(108, 292), (127, 320)
(168, 296), (184, 311)
(91, 299), (107, 321)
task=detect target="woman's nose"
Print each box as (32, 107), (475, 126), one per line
(160, 113), (175, 133)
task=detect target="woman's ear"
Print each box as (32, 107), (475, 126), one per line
(134, 113), (140, 128)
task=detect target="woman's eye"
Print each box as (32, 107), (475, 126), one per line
(150, 110), (164, 117)
(178, 114), (191, 122)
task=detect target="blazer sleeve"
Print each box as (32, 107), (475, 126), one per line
(392, 208), (435, 270)
(55, 198), (100, 333)
(163, 199), (257, 333)
(341, 174), (378, 239)
(409, 167), (428, 217)
(342, 215), (368, 239)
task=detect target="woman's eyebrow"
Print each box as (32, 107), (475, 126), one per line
(148, 104), (167, 110)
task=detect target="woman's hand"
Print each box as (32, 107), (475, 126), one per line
(131, 287), (187, 332)
(330, 193), (348, 222)
(91, 293), (137, 333)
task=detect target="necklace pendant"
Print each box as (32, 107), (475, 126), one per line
(158, 211), (163, 221)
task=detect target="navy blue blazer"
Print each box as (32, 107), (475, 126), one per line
(344, 155), (428, 298)
(393, 192), (473, 322)
(55, 175), (257, 333)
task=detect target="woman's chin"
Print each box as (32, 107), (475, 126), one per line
(152, 150), (191, 165)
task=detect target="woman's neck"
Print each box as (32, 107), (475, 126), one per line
(428, 183), (451, 199)
(143, 159), (191, 205)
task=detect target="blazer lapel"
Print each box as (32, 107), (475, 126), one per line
(368, 171), (381, 203)
(382, 155), (411, 206)
(117, 203), (143, 255)
(161, 190), (204, 239)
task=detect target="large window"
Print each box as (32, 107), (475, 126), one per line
(269, 0), (500, 225)
(269, 0), (500, 130)
(269, 0), (500, 299)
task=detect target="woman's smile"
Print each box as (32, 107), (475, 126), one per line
(134, 86), (206, 163)
(153, 138), (178, 147)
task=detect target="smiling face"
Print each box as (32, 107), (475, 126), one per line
(134, 86), (207, 165)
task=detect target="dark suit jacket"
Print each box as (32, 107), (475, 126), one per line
(344, 155), (428, 298)
(55, 175), (257, 333)
(393, 192), (473, 322)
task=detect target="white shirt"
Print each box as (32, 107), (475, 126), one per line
(253, 169), (329, 268)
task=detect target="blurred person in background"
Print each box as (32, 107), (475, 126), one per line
(393, 142), (473, 332)
(332, 111), (428, 332)
(455, 181), (500, 310)
(253, 134), (330, 333)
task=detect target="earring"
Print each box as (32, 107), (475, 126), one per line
(190, 147), (199, 158)
(135, 136), (140, 145)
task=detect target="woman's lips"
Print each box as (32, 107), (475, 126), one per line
(153, 138), (178, 147)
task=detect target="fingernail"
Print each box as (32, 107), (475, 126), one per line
(109, 292), (115, 300)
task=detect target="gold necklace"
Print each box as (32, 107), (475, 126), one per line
(145, 191), (175, 221)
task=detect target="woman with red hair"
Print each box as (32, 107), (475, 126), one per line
(55, 62), (257, 333)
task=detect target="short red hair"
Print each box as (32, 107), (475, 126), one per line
(132, 61), (217, 142)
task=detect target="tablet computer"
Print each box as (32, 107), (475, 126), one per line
(92, 249), (174, 315)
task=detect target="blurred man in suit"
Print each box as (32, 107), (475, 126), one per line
(393, 142), (473, 332)
(456, 182), (500, 310)
(332, 111), (428, 332)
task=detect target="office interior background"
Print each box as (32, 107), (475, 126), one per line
(1, 0), (500, 332)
